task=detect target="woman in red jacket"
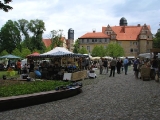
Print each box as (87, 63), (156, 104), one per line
(16, 59), (21, 74)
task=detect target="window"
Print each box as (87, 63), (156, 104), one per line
(133, 42), (137, 45)
(147, 41), (149, 45)
(95, 39), (97, 42)
(87, 39), (89, 43)
(99, 39), (101, 42)
(118, 41), (121, 45)
(130, 48), (133, 52)
(92, 39), (94, 42)
(82, 39), (84, 43)
(87, 46), (90, 51)
(134, 49), (138, 52)
(148, 36), (149, 38)
(130, 42), (132, 46)
(105, 39), (107, 42)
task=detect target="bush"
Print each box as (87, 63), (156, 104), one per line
(0, 80), (71, 97)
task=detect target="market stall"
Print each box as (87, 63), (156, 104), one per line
(27, 47), (89, 81)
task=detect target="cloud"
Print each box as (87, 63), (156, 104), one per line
(0, 0), (160, 40)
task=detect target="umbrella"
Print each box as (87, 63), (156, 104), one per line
(0, 54), (21, 59)
(27, 52), (40, 57)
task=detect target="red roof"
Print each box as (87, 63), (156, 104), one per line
(42, 37), (66, 47)
(112, 26), (142, 40)
(102, 25), (151, 40)
(79, 32), (109, 39)
(42, 39), (52, 47)
(27, 52), (40, 57)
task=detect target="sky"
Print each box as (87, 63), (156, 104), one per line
(0, 0), (160, 40)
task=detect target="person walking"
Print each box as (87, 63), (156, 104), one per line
(103, 58), (108, 74)
(16, 59), (21, 74)
(116, 59), (122, 74)
(99, 57), (103, 74)
(123, 57), (129, 75)
(133, 58), (140, 79)
(109, 57), (117, 77)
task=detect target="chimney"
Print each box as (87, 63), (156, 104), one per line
(137, 24), (141, 27)
(92, 28), (96, 33)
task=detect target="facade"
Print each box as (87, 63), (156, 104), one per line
(78, 17), (153, 57)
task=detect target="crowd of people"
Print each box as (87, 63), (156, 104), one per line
(5, 55), (160, 80)
(97, 57), (128, 77)
(94, 56), (160, 80)
(132, 56), (159, 79)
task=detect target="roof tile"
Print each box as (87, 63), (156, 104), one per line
(79, 32), (109, 38)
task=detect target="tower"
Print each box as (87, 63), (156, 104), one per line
(119, 17), (128, 26)
(68, 28), (74, 40)
(67, 28), (74, 52)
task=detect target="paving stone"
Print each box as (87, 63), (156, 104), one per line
(0, 66), (160, 120)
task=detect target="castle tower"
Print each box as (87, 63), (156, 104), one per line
(67, 28), (74, 52)
(119, 17), (128, 26)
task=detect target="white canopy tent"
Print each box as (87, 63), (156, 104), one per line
(41, 47), (73, 56)
(138, 53), (153, 59)
(27, 47), (88, 58)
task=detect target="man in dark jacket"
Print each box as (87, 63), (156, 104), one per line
(109, 57), (117, 77)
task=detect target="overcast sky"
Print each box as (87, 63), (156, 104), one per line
(0, 0), (160, 40)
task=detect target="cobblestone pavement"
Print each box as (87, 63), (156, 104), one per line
(1, 66), (160, 120)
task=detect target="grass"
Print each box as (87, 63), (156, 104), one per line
(0, 80), (71, 97)
(0, 70), (71, 97)
(0, 70), (19, 79)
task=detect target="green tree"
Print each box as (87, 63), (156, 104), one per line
(0, 0), (12, 12)
(106, 42), (124, 57)
(91, 45), (106, 57)
(45, 46), (52, 52)
(73, 39), (80, 53)
(50, 29), (63, 49)
(79, 47), (88, 54)
(0, 20), (21, 53)
(12, 48), (22, 57)
(21, 48), (31, 58)
(153, 30), (160, 48)
(28, 19), (46, 52)
(14, 19), (30, 49)
(0, 50), (8, 56)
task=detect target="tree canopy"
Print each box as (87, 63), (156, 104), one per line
(106, 42), (124, 57)
(0, 19), (47, 58)
(73, 39), (80, 53)
(78, 47), (88, 54)
(91, 45), (106, 57)
(153, 30), (160, 48)
(0, 0), (12, 12)
(0, 20), (21, 53)
(49, 29), (63, 49)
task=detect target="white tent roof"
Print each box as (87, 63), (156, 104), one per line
(138, 53), (153, 58)
(41, 47), (73, 55)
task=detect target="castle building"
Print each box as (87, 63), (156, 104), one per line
(78, 17), (153, 57)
